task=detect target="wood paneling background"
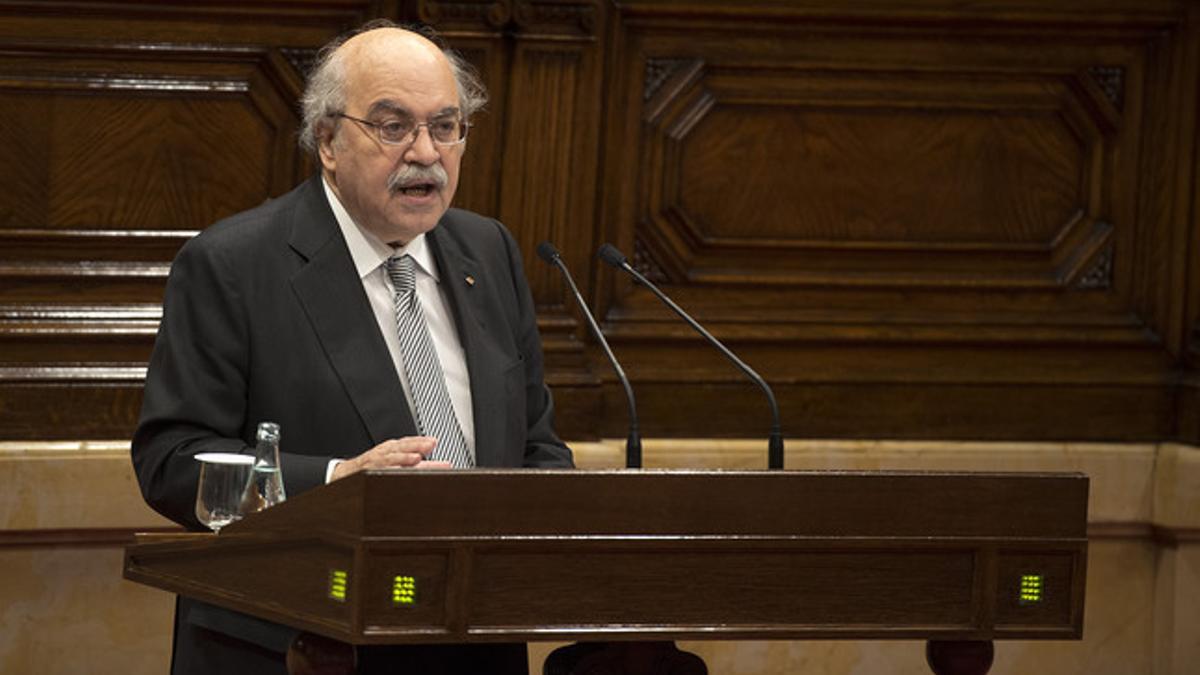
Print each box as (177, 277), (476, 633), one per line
(0, 0), (1197, 446)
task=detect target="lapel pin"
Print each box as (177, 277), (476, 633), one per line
(465, 275), (476, 286)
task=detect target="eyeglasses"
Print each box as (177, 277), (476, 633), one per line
(335, 112), (470, 147)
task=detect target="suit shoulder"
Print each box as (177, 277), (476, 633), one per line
(178, 179), (316, 260)
(437, 208), (516, 250)
(439, 208), (504, 233)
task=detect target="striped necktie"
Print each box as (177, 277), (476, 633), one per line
(385, 254), (473, 468)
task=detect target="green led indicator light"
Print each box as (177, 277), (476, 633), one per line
(329, 569), (349, 602)
(1019, 574), (1043, 605)
(392, 575), (416, 606)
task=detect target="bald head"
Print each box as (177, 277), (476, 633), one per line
(338, 28), (451, 100)
(339, 26), (442, 62)
(299, 21), (486, 154)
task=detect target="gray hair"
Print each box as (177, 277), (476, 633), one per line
(298, 20), (488, 154)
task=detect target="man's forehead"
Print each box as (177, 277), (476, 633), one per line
(365, 100), (460, 118)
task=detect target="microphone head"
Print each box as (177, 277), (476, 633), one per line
(536, 241), (561, 265)
(598, 243), (627, 268)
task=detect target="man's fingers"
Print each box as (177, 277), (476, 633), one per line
(332, 437), (442, 480)
(381, 436), (437, 458)
(414, 460), (452, 470)
(370, 437), (438, 468)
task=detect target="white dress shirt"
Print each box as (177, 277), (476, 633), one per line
(321, 178), (475, 480)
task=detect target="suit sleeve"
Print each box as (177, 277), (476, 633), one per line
(496, 224), (575, 468)
(132, 235), (255, 529)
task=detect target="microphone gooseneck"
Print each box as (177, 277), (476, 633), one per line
(598, 243), (785, 470)
(537, 242), (642, 468)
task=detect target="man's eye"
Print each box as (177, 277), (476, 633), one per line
(432, 120), (459, 137)
(378, 121), (412, 138)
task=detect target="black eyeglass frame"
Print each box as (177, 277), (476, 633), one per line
(333, 112), (471, 147)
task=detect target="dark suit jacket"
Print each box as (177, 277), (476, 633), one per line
(132, 174), (573, 674)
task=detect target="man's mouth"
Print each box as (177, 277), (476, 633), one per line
(387, 163), (448, 199)
(395, 182), (436, 197)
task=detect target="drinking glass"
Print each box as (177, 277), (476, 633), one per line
(194, 453), (255, 533)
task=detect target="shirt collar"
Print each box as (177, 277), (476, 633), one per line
(322, 176), (440, 282)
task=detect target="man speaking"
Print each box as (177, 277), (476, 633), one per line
(132, 20), (573, 675)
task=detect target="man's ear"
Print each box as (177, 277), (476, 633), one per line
(317, 124), (338, 172)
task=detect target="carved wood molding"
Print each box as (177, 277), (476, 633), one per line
(419, 0), (596, 38)
(419, 0), (512, 28)
(634, 58), (1123, 295)
(0, 302), (161, 344)
(0, 229), (193, 259)
(0, 0), (370, 23)
(614, 0), (1180, 33)
(0, 365), (148, 382)
(0, 231), (183, 350)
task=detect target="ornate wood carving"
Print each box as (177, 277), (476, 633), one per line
(1074, 244), (1114, 290)
(419, 0), (511, 29)
(280, 47), (320, 79)
(644, 58), (695, 101)
(1088, 66), (1125, 110)
(632, 236), (670, 285)
(511, 0), (596, 37)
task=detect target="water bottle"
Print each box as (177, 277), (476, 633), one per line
(245, 421), (286, 513)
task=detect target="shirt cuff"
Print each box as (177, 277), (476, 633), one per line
(324, 459), (343, 484)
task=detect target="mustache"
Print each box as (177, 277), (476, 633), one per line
(387, 163), (448, 193)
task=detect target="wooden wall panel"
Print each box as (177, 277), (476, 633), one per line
(590, 0), (1199, 442)
(449, 1), (610, 426)
(0, 1), (366, 439)
(0, 0), (1197, 444)
(0, 46), (308, 231)
(1172, 3), (1200, 443)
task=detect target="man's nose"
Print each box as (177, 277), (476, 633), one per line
(403, 126), (441, 165)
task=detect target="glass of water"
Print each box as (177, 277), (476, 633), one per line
(194, 453), (255, 533)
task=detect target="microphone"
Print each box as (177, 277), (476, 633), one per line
(537, 241), (642, 469)
(598, 244), (785, 470)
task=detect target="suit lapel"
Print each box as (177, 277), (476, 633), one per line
(428, 228), (508, 467)
(286, 176), (417, 446)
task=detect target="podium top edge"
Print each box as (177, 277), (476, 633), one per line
(358, 468), (1090, 479)
(222, 467), (1089, 539)
(132, 532), (210, 543)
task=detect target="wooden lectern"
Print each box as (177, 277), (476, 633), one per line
(124, 470), (1088, 675)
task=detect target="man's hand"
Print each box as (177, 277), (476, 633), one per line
(330, 436), (452, 481)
